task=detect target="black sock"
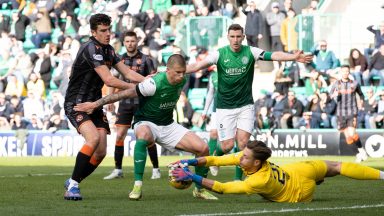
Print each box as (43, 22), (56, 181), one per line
(81, 163), (98, 180)
(355, 138), (362, 148)
(148, 144), (159, 169)
(115, 146), (124, 169)
(71, 152), (91, 183)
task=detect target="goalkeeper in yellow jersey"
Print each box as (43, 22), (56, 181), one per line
(170, 140), (384, 202)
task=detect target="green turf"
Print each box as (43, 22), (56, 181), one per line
(0, 156), (383, 216)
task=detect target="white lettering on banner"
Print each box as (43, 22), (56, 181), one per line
(42, 136), (83, 157)
(0, 136), (27, 157)
(272, 150), (308, 157)
(268, 134), (327, 150)
(364, 135), (384, 158)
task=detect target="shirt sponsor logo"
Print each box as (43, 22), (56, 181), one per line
(242, 56), (249, 64)
(159, 101), (176, 109)
(93, 54), (103, 61)
(225, 67), (246, 76)
(76, 114), (83, 122)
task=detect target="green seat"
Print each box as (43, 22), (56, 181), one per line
(188, 88), (207, 110)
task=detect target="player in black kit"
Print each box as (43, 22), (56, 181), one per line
(63, 14), (145, 201)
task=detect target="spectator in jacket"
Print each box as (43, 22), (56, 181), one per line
(243, 0), (263, 47)
(280, 90), (303, 129)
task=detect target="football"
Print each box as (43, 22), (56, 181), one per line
(168, 164), (193, 190)
(169, 175), (192, 190)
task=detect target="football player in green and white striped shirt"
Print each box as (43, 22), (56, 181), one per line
(187, 24), (312, 180)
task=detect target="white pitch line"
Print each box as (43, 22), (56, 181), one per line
(177, 204), (384, 216)
(0, 173), (70, 178)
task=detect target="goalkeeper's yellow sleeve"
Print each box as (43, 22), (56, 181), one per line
(212, 180), (252, 194)
(205, 152), (243, 167)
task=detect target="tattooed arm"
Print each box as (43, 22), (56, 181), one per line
(74, 88), (138, 114)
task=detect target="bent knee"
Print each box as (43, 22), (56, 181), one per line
(325, 161), (341, 177)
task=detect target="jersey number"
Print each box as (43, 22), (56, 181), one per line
(270, 163), (286, 185)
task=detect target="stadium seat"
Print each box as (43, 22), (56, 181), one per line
(188, 88), (207, 110)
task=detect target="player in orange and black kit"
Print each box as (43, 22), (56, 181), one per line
(103, 31), (161, 180)
(63, 14), (145, 201)
(330, 65), (368, 163)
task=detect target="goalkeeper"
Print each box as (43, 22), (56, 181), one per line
(171, 140), (384, 202)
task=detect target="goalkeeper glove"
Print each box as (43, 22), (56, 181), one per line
(168, 159), (198, 168)
(172, 167), (203, 185)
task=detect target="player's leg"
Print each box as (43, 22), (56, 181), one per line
(64, 121), (99, 200)
(176, 130), (218, 200)
(129, 122), (155, 200)
(64, 109), (108, 201)
(104, 125), (129, 179)
(324, 161), (384, 180)
(208, 128), (219, 176)
(350, 119), (368, 162)
(148, 143), (161, 179)
(82, 129), (108, 180)
(215, 108), (237, 156)
(234, 104), (255, 180)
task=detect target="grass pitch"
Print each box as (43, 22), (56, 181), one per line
(0, 156), (383, 216)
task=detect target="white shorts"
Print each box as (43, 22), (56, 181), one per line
(207, 112), (217, 130)
(216, 104), (255, 141)
(134, 121), (189, 151)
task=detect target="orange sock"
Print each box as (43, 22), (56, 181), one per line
(90, 155), (102, 166)
(80, 144), (94, 156)
(346, 137), (354, 145)
(352, 134), (359, 142)
(116, 140), (124, 147)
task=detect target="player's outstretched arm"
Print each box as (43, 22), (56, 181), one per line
(186, 59), (212, 74)
(172, 167), (249, 194)
(169, 157), (207, 168)
(114, 61), (145, 83)
(271, 50), (313, 63)
(74, 88), (138, 114)
(95, 65), (134, 89)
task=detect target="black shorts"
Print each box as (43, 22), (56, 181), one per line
(115, 103), (138, 127)
(64, 102), (110, 134)
(337, 115), (357, 130)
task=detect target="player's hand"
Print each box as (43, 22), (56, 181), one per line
(74, 102), (97, 114)
(201, 114), (207, 121)
(172, 167), (193, 182)
(168, 159), (198, 168)
(294, 50), (313, 64)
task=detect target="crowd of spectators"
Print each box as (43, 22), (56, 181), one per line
(0, 0), (383, 135)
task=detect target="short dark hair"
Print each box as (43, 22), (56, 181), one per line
(228, 24), (244, 34)
(89, 13), (111, 31)
(123, 30), (137, 39)
(340, 64), (350, 70)
(246, 140), (272, 161)
(167, 54), (186, 68)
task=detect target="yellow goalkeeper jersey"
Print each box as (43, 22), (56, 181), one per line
(205, 152), (322, 202)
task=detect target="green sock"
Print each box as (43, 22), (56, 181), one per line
(134, 139), (148, 181)
(234, 142), (243, 180)
(194, 160), (209, 189)
(216, 143), (225, 156)
(208, 138), (217, 156)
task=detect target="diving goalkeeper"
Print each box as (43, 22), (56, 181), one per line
(170, 140), (384, 202)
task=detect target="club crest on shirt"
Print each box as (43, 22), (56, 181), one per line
(76, 114), (83, 122)
(103, 115), (108, 123)
(93, 54), (103, 61)
(241, 56), (249, 65)
(136, 58), (142, 64)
